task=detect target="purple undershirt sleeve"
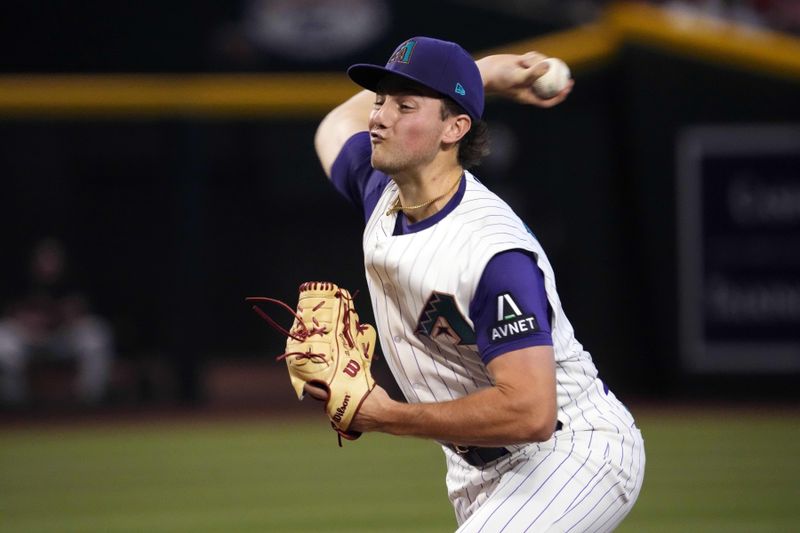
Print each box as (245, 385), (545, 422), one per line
(469, 249), (553, 365)
(329, 131), (391, 221)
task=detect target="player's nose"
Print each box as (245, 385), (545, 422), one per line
(369, 102), (393, 130)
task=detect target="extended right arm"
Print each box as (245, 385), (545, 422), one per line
(314, 52), (573, 178)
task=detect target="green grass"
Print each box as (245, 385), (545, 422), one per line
(620, 411), (800, 533)
(0, 417), (452, 532)
(1, 409), (799, 532)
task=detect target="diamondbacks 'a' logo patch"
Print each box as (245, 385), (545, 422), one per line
(491, 292), (539, 342)
(416, 292), (476, 345)
(388, 39), (417, 64)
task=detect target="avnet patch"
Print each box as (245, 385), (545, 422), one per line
(490, 314), (540, 341)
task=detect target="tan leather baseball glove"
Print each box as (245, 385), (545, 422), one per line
(247, 281), (376, 443)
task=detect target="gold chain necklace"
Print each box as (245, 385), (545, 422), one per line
(386, 173), (463, 216)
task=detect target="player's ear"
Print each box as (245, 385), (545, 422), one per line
(442, 114), (471, 145)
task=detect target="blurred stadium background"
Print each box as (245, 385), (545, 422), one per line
(1, 1), (798, 531)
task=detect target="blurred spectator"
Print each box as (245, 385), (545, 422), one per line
(653, 0), (800, 33)
(210, 0), (390, 69)
(0, 239), (114, 406)
(243, 0), (389, 61)
(452, 0), (800, 34)
(756, 0), (800, 33)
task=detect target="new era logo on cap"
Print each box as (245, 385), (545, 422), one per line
(455, 83), (466, 96)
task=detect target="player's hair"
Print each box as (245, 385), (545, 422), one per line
(440, 98), (490, 169)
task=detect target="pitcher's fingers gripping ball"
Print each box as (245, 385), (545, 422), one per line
(247, 281), (377, 444)
(532, 57), (571, 99)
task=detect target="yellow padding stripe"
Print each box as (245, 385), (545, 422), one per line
(477, 23), (619, 71)
(0, 73), (358, 118)
(607, 2), (800, 79)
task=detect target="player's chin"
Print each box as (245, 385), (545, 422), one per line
(370, 152), (397, 174)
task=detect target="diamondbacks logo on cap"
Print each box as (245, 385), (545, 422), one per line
(388, 39), (417, 64)
(491, 293), (540, 342)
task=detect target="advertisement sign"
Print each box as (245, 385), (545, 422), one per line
(677, 125), (800, 372)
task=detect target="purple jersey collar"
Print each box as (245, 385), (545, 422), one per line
(393, 173), (467, 235)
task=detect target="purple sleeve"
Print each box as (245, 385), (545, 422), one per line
(469, 249), (553, 365)
(329, 131), (391, 221)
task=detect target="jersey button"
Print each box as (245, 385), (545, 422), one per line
(393, 336), (402, 343)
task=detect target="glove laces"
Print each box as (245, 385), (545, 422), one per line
(246, 296), (329, 362)
(245, 290), (373, 361)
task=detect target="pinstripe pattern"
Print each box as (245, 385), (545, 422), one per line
(363, 174), (644, 531)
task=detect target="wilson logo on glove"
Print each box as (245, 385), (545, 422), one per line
(343, 360), (361, 377)
(332, 394), (351, 423)
(246, 281), (377, 446)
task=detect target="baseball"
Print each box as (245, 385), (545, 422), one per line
(532, 58), (571, 99)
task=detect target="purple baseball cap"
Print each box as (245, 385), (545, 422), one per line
(347, 36), (484, 120)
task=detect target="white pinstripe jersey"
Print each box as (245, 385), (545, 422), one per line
(364, 172), (630, 432)
(362, 172), (644, 529)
